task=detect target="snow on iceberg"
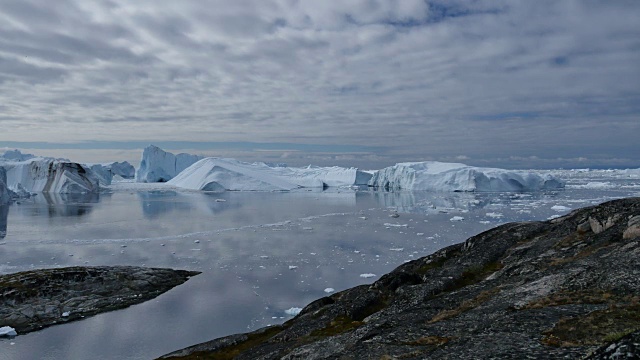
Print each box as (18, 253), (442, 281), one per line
(136, 145), (203, 183)
(2, 158), (100, 194)
(168, 158), (301, 191)
(368, 162), (564, 192)
(168, 157), (373, 191)
(276, 165), (372, 187)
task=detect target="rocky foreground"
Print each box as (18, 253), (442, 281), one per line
(161, 198), (640, 359)
(0, 266), (200, 334)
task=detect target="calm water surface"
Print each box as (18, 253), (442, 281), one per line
(0, 176), (638, 359)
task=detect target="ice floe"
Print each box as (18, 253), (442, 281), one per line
(0, 326), (17, 337)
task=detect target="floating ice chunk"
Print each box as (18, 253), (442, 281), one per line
(285, 307), (302, 316)
(547, 215), (561, 220)
(288, 266), (298, 270)
(416, 233), (424, 236)
(486, 212), (503, 218)
(383, 223), (408, 227)
(0, 326), (17, 337)
(389, 248), (404, 252)
(450, 216), (465, 221)
(359, 273), (376, 278)
(551, 205), (571, 212)
(324, 288), (335, 293)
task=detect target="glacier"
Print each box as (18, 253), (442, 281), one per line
(136, 145), (203, 183)
(368, 162), (564, 192)
(168, 158), (372, 191)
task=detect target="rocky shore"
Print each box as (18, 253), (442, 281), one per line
(0, 266), (200, 335)
(160, 197), (640, 359)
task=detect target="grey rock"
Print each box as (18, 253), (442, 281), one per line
(160, 198), (640, 359)
(0, 266), (200, 334)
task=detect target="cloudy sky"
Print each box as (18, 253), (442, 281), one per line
(0, 0), (638, 169)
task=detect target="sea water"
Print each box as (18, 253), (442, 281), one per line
(0, 172), (638, 360)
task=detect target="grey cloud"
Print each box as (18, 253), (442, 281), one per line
(0, 0), (638, 169)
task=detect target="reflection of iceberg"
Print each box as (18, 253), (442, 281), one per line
(138, 191), (193, 219)
(0, 205), (8, 239)
(137, 191), (239, 219)
(37, 192), (100, 217)
(370, 191), (490, 214)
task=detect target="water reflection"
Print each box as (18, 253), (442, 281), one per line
(40, 192), (100, 217)
(368, 190), (565, 215)
(0, 204), (8, 239)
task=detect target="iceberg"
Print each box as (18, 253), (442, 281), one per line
(168, 157), (373, 191)
(2, 158), (100, 194)
(2, 149), (35, 162)
(88, 161), (135, 185)
(168, 158), (301, 191)
(136, 145), (203, 183)
(368, 162), (564, 192)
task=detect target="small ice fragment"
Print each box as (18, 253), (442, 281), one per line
(547, 215), (561, 220)
(288, 266), (298, 270)
(359, 216), (367, 220)
(0, 326), (17, 337)
(383, 223), (408, 227)
(449, 216), (464, 221)
(121, 245), (127, 248)
(360, 273), (376, 278)
(62, 312), (70, 317)
(324, 288), (335, 293)
(302, 227), (313, 231)
(389, 248), (404, 252)
(285, 307), (302, 316)
(389, 213), (399, 218)
(486, 212), (503, 218)
(215, 199), (226, 202)
(551, 205), (571, 212)
(416, 233), (424, 236)
(479, 221), (491, 224)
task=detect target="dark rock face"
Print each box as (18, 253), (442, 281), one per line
(160, 198), (640, 359)
(0, 266), (200, 334)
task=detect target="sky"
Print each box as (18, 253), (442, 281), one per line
(0, 0), (639, 169)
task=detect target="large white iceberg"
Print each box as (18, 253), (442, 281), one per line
(136, 145), (203, 183)
(1, 158), (100, 194)
(168, 158), (301, 191)
(168, 158), (372, 191)
(368, 162), (564, 192)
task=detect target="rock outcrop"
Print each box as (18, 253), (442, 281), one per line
(0, 266), (200, 335)
(161, 198), (640, 359)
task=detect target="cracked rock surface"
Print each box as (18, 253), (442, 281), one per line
(160, 198), (640, 359)
(0, 266), (200, 334)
